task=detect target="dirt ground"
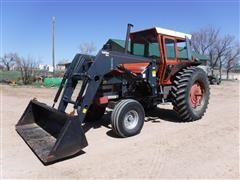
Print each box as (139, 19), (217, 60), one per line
(0, 81), (239, 179)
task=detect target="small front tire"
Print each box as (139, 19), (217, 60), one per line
(111, 99), (145, 137)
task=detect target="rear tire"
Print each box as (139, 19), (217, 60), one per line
(111, 99), (145, 137)
(171, 66), (210, 122)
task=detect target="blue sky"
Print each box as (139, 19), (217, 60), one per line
(1, 0), (239, 64)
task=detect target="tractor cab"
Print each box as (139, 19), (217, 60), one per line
(122, 27), (193, 84)
(129, 27), (192, 59)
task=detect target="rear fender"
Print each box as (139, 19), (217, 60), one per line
(171, 61), (201, 80)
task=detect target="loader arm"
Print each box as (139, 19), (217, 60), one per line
(15, 49), (157, 164)
(74, 50), (156, 123)
(57, 54), (94, 112)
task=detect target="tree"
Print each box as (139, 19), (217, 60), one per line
(211, 35), (235, 79)
(15, 56), (39, 85)
(223, 43), (240, 79)
(0, 53), (19, 71)
(191, 26), (238, 78)
(191, 26), (219, 56)
(79, 42), (96, 55)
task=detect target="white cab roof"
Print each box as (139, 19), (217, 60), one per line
(156, 27), (192, 39)
(132, 27), (192, 39)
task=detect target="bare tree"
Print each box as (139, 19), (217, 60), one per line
(191, 26), (219, 56)
(223, 42), (240, 79)
(79, 42), (96, 55)
(15, 56), (39, 85)
(212, 35), (234, 78)
(0, 53), (19, 71)
(192, 27), (238, 78)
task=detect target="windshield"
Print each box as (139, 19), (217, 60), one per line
(131, 41), (161, 58)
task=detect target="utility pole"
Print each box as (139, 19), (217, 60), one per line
(52, 16), (55, 74)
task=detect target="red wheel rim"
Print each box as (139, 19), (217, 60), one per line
(189, 82), (204, 108)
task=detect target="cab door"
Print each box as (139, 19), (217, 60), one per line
(161, 36), (178, 84)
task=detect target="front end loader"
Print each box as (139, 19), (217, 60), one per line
(16, 24), (210, 164)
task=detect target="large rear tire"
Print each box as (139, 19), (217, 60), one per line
(171, 66), (210, 122)
(111, 99), (145, 137)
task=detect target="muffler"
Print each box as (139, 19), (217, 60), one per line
(15, 99), (88, 164)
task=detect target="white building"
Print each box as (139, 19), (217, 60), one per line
(38, 64), (54, 72)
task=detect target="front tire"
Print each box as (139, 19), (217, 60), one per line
(111, 99), (145, 137)
(171, 66), (210, 122)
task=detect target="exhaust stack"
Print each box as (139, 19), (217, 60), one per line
(125, 23), (133, 53)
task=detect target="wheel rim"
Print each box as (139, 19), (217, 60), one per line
(123, 110), (139, 130)
(189, 82), (204, 109)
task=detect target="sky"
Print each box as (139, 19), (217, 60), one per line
(1, 0), (239, 64)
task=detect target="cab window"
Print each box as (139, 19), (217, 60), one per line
(177, 41), (188, 59)
(132, 43), (145, 56)
(165, 38), (176, 59)
(132, 42), (160, 58)
(149, 43), (160, 58)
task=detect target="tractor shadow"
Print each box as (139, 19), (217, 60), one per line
(82, 111), (122, 138)
(45, 108), (181, 164)
(145, 107), (181, 123)
(45, 109), (181, 164)
(82, 117), (120, 138)
(82, 112), (112, 134)
(45, 113), (113, 165)
(83, 108), (182, 139)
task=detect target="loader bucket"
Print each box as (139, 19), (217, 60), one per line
(15, 100), (88, 164)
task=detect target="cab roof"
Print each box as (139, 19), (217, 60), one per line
(131, 27), (192, 39)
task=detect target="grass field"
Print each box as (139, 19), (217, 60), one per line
(0, 70), (43, 86)
(0, 70), (21, 81)
(0, 70), (61, 87)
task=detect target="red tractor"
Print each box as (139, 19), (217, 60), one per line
(16, 24), (210, 164)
